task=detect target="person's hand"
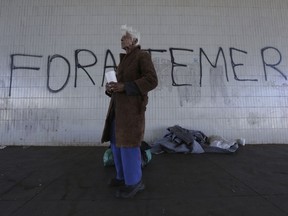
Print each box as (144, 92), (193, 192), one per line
(106, 82), (125, 93)
(105, 82), (112, 94)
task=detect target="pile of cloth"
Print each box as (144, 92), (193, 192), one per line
(150, 125), (245, 154)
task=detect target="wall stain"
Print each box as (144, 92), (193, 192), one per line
(210, 66), (231, 105)
(4, 108), (60, 135)
(153, 58), (201, 106)
(247, 112), (261, 126)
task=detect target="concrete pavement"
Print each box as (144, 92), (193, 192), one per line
(0, 144), (288, 216)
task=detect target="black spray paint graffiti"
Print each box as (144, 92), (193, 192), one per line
(47, 54), (71, 93)
(9, 54), (43, 96)
(8, 46), (287, 97)
(74, 49), (97, 87)
(261, 47), (287, 81)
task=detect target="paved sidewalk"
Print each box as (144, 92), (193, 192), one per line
(0, 145), (288, 216)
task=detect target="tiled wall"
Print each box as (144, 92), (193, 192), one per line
(1, 0), (288, 145)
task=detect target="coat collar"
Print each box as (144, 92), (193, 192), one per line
(120, 45), (141, 62)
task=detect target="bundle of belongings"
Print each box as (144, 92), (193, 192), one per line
(150, 125), (245, 154)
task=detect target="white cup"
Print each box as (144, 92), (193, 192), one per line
(105, 70), (117, 83)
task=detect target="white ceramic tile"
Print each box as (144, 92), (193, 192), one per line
(1, 0), (288, 145)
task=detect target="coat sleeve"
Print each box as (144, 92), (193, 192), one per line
(134, 52), (158, 95)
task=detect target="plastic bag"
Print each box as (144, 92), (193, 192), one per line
(103, 148), (115, 167)
(103, 141), (152, 168)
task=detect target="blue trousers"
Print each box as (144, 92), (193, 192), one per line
(110, 120), (142, 186)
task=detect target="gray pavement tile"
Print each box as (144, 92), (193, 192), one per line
(206, 145), (288, 195)
(7, 196), (288, 216)
(0, 147), (99, 201)
(264, 194), (288, 215)
(143, 196), (288, 216)
(0, 201), (26, 216)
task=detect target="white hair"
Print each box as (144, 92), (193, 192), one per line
(121, 24), (140, 45)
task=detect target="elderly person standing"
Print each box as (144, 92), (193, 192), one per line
(101, 25), (158, 198)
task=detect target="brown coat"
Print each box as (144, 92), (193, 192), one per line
(101, 46), (158, 147)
